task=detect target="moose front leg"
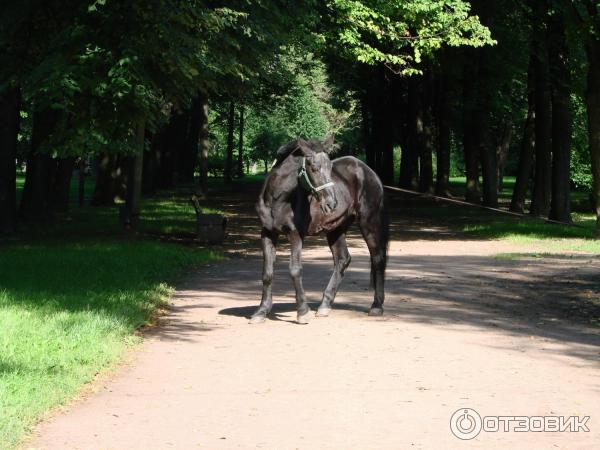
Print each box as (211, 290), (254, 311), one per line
(317, 231), (351, 317)
(288, 230), (311, 324)
(250, 229), (278, 324)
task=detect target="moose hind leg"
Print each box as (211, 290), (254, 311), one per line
(250, 230), (277, 324)
(289, 230), (311, 324)
(317, 231), (351, 317)
(361, 228), (385, 316)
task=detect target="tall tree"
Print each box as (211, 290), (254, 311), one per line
(435, 69), (452, 197)
(511, 59), (536, 213)
(225, 102), (235, 184)
(197, 93), (210, 197)
(462, 55), (482, 203)
(548, 6), (572, 222)
(237, 104), (245, 178)
(0, 87), (21, 232)
(530, 0), (553, 217)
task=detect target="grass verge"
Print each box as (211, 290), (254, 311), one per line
(2, 179), (224, 447)
(463, 213), (600, 253)
(0, 239), (219, 448)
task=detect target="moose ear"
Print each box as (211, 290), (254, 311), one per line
(322, 134), (335, 153)
(291, 138), (313, 157)
(274, 139), (310, 166)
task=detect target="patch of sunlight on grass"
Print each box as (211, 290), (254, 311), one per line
(0, 241), (220, 448)
(464, 213), (600, 254)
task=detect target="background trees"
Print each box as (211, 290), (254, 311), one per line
(1, 0), (600, 234)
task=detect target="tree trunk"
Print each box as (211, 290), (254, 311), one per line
(373, 97), (394, 185)
(530, 0), (552, 217)
(399, 78), (420, 189)
(158, 109), (184, 188)
(586, 36), (600, 234)
(418, 72), (434, 193)
(173, 110), (191, 183)
(511, 58), (536, 213)
(50, 157), (75, 213)
(237, 104), (245, 178)
(142, 130), (161, 195)
(124, 121), (145, 229)
(78, 157), (85, 207)
(182, 95), (204, 184)
(196, 92), (210, 197)
(225, 101), (235, 184)
(496, 119), (513, 192)
(92, 153), (126, 205)
(462, 58), (481, 203)
(0, 86), (21, 233)
(435, 73), (451, 197)
(548, 10), (572, 222)
(19, 108), (60, 220)
(361, 99), (376, 170)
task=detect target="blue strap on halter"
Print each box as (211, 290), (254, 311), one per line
(298, 157), (335, 196)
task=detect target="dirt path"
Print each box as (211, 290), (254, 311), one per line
(29, 192), (600, 449)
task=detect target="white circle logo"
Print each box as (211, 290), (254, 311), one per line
(450, 408), (482, 440)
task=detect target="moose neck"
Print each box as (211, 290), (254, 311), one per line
(267, 156), (303, 203)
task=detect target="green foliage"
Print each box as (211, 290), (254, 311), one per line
(323, 0), (494, 75)
(571, 93), (593, 189)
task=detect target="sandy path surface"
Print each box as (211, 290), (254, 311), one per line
(29, 193), (600, 450)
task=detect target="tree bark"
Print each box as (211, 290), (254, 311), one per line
(374, 99), (394, 185)
(124, 121), (145, 229)
(0, 87), (21, 233)
(19, 108), (60, 220)
(237, 104), (245, 178)
(181, 95), (203, 184)
(435, 73), (451, 197)
(530, 0), (552, 217)
(496, 119), (513, 192)
(50, 157), (75, 213)
(548, 10), (572, 222)
(462, 58), (481, 203)
(142, 130), (160, 195)
(158, 109), (184, 188)
(196, 92), (210, 197)
(586, 36), (600, 234)
(511, 58), (536, 213)
(173, 110), (192, 183)
(361, 99), (376, 170)
(225, 101), (235, 184)
(92, 153), (126, 205)
(78, 157), (85, 207)
(399, 78), (420, 189)
(418, 72), (434, 193)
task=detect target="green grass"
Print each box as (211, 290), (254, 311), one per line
(1, 178), (224, 448)
(0, 240), (219, 447)
(14, 174), (223, 238)
(463, 212), (600, 253)
(444, 176), (599, 252)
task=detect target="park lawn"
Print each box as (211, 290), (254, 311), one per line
(443, 176), (599, 253)
(1, 183), (223, 448)
(463, 213), (600, 253)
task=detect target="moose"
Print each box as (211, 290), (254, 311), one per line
(251, 137), (389, 324)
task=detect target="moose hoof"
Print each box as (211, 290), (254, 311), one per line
(368, 307), (383, 317)
(316, 307), (331, 317)
(297, 310), (312, 324)
(249, 314), (267, 324)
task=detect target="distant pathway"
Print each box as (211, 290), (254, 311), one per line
(30, 194), (600, 449)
